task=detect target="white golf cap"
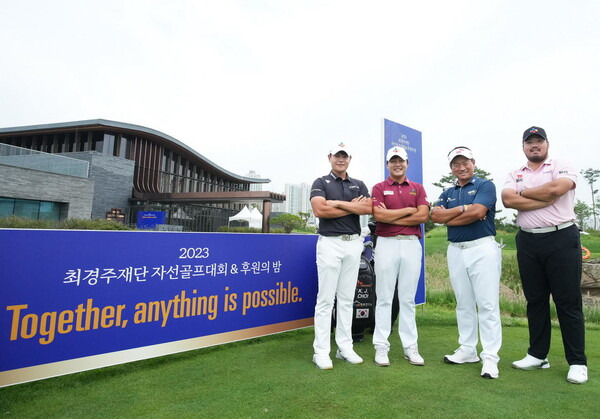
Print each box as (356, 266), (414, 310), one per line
(447, 147), (474, 162)
(329, 142), (352, 156)
(386, 146), (408, 161)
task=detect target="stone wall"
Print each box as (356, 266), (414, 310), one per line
(0, 164), (94, 219)
(582, 259), (600, 297)
(64, 152), (135, 219)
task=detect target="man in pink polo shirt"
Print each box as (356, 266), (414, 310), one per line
(371, 146), (430, 367)
(502, 126), (588, 384)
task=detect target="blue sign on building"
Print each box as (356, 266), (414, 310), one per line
(136, 211), (166, 229)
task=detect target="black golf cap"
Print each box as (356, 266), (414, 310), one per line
(523, 126), (548, 142)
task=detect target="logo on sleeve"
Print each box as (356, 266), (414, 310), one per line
(559, 170), (569, 175)
(516, 174), (523, 183)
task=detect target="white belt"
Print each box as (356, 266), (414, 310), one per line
(520, 221), (574, 234)
(387, 234), (418, 240)
(449, 235), (495, 249)
(326, 234), (360, 241)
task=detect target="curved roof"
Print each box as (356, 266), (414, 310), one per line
(0, 119), (270, 184)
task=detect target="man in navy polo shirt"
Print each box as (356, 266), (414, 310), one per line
(371, 146), (429, 367)
(431, 146), (502, 379)
(310, 142), (372, 370)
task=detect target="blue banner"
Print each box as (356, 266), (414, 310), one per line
(383, 119), (426, 304)
(136, 211), (166, 229)
(0, 230), (318, 387)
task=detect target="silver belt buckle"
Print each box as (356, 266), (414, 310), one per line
(341, 234), (353, 241)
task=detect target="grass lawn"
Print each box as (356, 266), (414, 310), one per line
(1, 307), (597, 418)
(425, 226), (600, 259)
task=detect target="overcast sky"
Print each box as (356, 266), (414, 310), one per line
(2, 0), (599, 210)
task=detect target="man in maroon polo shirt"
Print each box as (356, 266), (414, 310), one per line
(371, 146), (430, 367)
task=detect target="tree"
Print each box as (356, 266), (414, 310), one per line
(574, 200), (592, 230)
(297, 211), (311, 229)
(433, 167), (492, 190)
(581, 168), (600, 230)
(270, 213), (304, 233)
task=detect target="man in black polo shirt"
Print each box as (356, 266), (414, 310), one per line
(310, 142), (372, 370)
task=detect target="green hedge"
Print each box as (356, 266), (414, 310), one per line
(0, 217), (294, 233)
(0, 216), (132, 230)
(217, 226), (285, 234)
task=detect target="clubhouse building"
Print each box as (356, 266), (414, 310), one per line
(0, 119), (284, 231)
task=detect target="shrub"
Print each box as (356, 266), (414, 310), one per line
(60, 219), (132, 230)
(501, 253), (522, 294)
(217, 226), (286, 234)
(0, 216), (132, 230)
(217, 226), (263, 233)
(0, 216), (55, 229)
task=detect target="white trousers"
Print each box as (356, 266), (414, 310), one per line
(373, 236), (422, 350)
(313, 235), (363, 356)
(447, 237), (502, 361)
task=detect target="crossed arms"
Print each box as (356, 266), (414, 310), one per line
(310, 178), (573, 223)
(373, 202), (429, 226)
(430, 203), (489, 226)
(501, 178), (574, 211)
(310, 195), (373, 218)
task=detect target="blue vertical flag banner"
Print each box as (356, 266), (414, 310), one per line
(0, 230), (318, 387)
(383, 119), (426, 304)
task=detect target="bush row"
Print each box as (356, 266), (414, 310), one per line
(0, 216), (132, 230)
(217, 226), (286, 234)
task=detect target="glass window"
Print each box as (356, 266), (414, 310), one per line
(162, 150), (169, 171)
(31, 135), (40, 151)
(56, 134), (66, 153)
(14, 199), (40, 219)
(118, 135), (128, 158)
(0, 198), (15, 217)
(64, 133), (74, 152)
(103, 134), (115, 155)
(77, 132), (90, 152)
(93, 132), (104, 152)
(39, 201), (61, 221)
(40, 135), (50, 153)
(179, 158), (185, 176)
(0, 198), (64, 220)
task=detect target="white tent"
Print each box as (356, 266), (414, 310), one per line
(249, 207), (263, 229)
(229, 206), (262, 228)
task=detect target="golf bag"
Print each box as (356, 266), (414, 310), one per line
(332, 223), (400, 342)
